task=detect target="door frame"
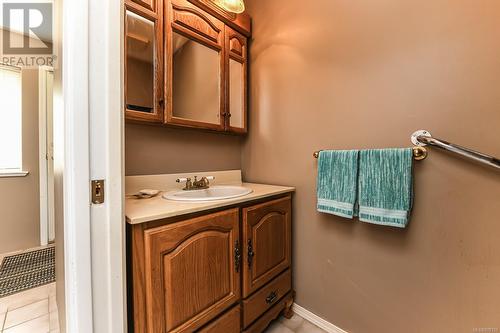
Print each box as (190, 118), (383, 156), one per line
(38, 66), (55, 246)
(63, 0), (126, 332)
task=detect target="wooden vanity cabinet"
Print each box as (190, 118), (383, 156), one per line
(129, 195), (293, 333)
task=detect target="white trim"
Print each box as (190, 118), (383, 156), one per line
(63, 0), (94, 331)
(88, 0), (126, 331)
(0, 171), (29, 177)
(39, 66), (55, 246)
(39, 67), (48, 247)
(293, 303), (349, 333)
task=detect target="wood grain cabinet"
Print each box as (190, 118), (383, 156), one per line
(242, 197), (291, 297)
(125, 0), (251, 134)
(129, 195), (293, 333)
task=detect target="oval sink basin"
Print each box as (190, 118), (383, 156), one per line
(163, 186), (253, 202)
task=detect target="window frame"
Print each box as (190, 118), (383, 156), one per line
(0, 64), (28, 177)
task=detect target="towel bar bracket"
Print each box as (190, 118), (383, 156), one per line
(411, 130), (432, 147)
(410, 129), (500, 170)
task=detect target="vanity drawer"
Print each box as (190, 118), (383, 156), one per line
(243, 291), (293, 333)
(242, 269), (292, 328)
(197, 306), (240, 333)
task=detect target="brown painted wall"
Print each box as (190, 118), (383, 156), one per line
(243, 1), (500, 332)
(0, 69), (41, 254)
(125, 124), (242, 175)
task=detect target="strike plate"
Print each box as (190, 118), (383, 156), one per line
(91, 179), (105, 204)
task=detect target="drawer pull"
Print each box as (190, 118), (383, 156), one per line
(247, 239), (254, 268)
(265, 291), (278, 304)
(235, 240), (241, 273)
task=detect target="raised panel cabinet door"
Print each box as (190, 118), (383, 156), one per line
(143, 209), (241, 333)
(243, 197), (292, 297)
(165, 0), (226, 131)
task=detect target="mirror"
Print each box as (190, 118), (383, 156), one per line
(229, 59), (244, 128)
(172, 32), (221, 125)
(126, 11), (155, 113)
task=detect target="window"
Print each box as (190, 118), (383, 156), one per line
(0, 65), (22, 173)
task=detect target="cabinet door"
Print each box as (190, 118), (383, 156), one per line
(129, 0), (157, 14)
(225, 27), (247, 133)
(243, 197), (292, 297)
(165, 0), (226, 131)
(124, 4), (164, 123)
(143, 209), (241, 333)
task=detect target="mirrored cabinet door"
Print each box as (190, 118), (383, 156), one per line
(226, 27), (247, 133)
(171, 32), (221, 127)
(166, 0), (225, 130)
(125, 7), (164, 123)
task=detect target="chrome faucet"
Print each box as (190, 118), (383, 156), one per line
(176, 176), (215, 191)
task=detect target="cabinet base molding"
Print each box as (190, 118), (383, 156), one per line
(291, 303), (349, 333)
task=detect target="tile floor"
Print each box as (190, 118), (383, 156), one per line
(265, 314), (328, 333)
(0, 283), (58, 333)
(0, 281), (319, 333)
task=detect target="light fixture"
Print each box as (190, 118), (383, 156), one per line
(213, 0), (245, 14)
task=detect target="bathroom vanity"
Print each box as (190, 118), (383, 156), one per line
(126, 172), (295, 332)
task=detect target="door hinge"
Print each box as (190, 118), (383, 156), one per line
(91, 179), (105, 204)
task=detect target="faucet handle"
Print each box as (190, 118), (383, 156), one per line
(176, 177), (191, 183)
(205, 176), (215, 181)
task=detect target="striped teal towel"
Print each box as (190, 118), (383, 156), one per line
(317, 150), (359, 218)
(358, 148), (413, 228)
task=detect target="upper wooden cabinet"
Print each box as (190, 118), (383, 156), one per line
(124, 2), (164, 123)
(130, 0), (157, 14)
(125, 0), (251, 134)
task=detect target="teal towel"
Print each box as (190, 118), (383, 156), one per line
(317, 150), (359, 218)
(358, 148), (413, 228)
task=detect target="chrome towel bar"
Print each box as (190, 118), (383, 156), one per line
(411, 130), (500, 170)
(313, 130), (500, 171)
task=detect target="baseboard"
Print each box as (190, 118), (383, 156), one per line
(292, 303), (349, 333)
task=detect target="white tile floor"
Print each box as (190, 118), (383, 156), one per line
(0, 282), (320, 333)
(265, 314), (328, 333)
(0, 283), (59, 333)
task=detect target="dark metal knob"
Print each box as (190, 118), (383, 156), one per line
(266, 291), (278, 304)
(234, 241), (241, 273)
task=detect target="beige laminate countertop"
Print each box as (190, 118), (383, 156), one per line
(126, 182), (295, 224)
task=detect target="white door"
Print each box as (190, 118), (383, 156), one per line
(46, 71), (55, 242)
(39, 67), (55, 245)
